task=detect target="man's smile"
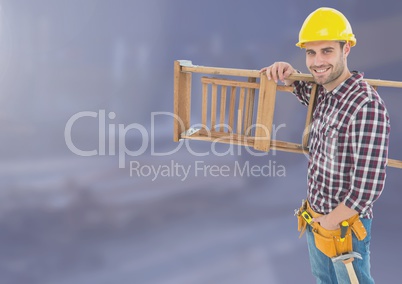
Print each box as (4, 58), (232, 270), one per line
(312, 66), (331, 75)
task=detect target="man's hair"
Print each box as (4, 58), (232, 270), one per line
(339, 41), (346, 49)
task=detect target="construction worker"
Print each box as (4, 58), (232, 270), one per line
(261, 7), (390, 283)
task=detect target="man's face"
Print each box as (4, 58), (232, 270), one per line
(304, 41), (350, 89)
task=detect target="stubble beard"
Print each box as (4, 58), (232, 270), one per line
(311, 56), (345, 86)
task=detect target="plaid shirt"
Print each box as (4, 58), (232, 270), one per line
(293, 72), (390, 218)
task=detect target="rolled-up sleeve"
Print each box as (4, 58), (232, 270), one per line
(292, 80), (313, 106)
(344, 100), (390, 214)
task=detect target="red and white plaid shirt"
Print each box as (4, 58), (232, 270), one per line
(293, 72), (390, 218)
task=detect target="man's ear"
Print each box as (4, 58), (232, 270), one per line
(343, 42), (351, 57)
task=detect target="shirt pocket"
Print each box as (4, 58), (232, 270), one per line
(320, 122), (339, 160)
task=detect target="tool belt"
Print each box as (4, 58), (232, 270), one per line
(296, 200), (367, 258)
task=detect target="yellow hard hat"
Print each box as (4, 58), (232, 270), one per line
(296, 7), (356, 48)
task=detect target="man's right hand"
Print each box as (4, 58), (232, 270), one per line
(259, 62), (296, 85)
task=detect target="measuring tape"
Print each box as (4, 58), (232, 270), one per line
(301, 210), (314, 225)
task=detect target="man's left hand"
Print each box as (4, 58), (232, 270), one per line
(313, 215), (340, 230)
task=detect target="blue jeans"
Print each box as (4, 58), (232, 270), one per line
(306, 218), (374, 284)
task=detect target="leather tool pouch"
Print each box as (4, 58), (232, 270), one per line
(351, 218), (367, 241)
(295, 201), (367, 258)
(312, 223), (352, 258)
(297, 213), (307, 236)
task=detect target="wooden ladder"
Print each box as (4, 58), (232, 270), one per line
(173, 60), (402, 169)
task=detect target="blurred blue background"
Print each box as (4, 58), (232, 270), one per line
(0, 1), (401, 283)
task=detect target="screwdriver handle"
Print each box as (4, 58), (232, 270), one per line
(340, 221), (349, 242)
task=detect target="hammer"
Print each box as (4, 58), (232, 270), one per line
(332, 252), (362, 284)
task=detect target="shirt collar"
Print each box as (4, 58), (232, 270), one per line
(324, 71), (364, 101)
